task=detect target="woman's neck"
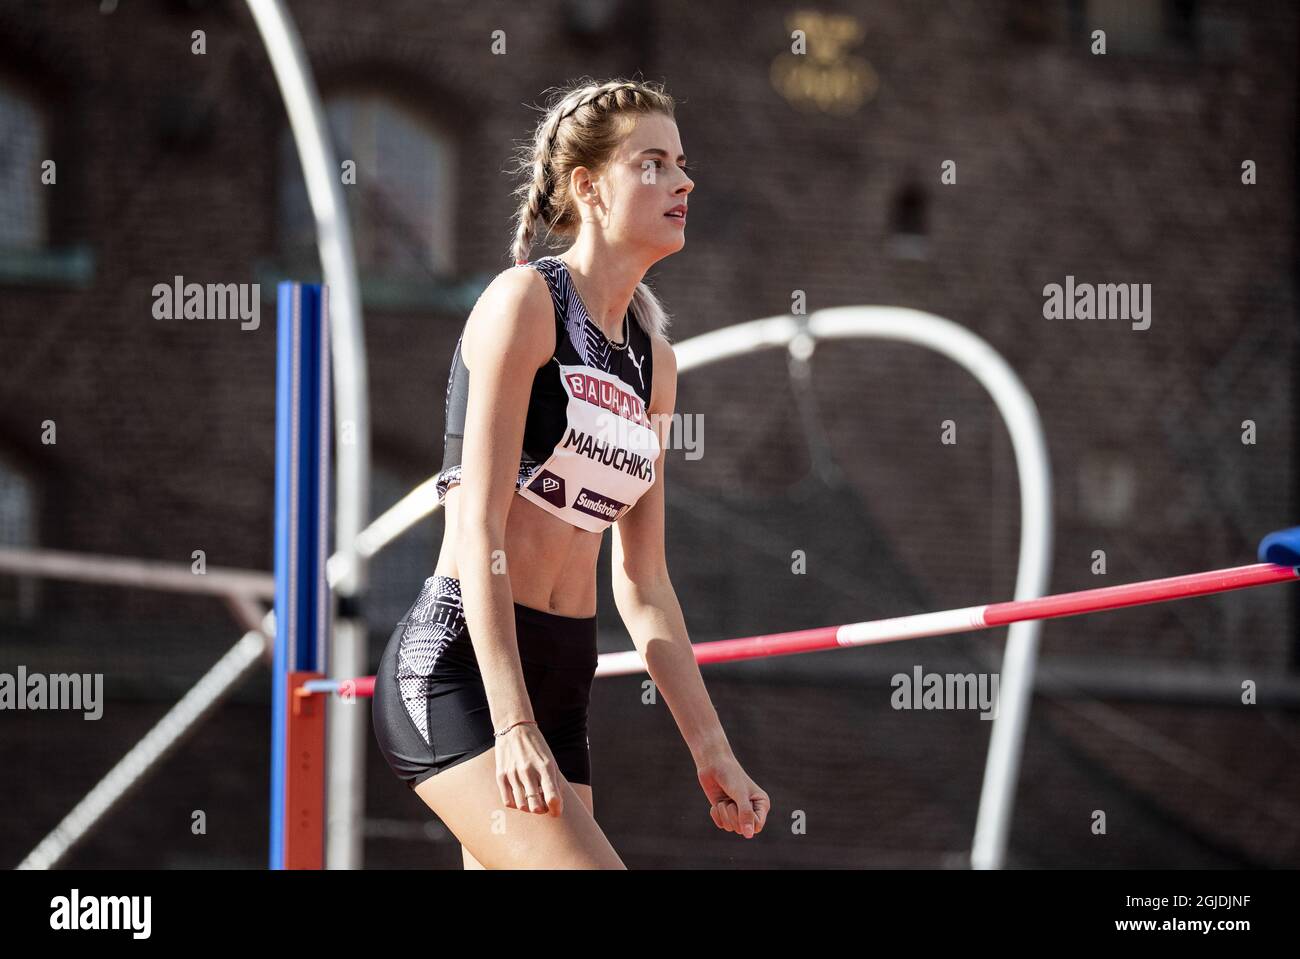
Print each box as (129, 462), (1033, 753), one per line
(557, 246), (645, 339)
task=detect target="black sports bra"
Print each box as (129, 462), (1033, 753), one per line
(434, 256), (659, 532)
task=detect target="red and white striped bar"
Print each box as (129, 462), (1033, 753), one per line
(593, 561), (1300, 677)
(300, 561), (1300, 693)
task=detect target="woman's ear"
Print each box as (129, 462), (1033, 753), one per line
(570, 165), (608, 210)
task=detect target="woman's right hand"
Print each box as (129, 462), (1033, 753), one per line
(495, 722), (565, 816)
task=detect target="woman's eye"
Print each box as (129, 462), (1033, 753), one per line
(647, 159), (693, 175)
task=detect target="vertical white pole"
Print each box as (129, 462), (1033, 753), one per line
(677, 309), (1055, 868)
(246, 0), (371, 870)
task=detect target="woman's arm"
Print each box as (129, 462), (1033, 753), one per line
(611, 335), (731, 767)
(455, 266), (561, 809)
(613, 335), (768, 838)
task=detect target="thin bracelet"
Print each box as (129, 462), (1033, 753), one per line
(494, 719), (538, 738)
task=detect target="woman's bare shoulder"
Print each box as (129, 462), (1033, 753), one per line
(461, 263), (555, 370)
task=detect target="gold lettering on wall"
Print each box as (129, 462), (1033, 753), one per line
(771, 11), (878, 114)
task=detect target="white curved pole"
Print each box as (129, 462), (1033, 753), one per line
(677, 307), (1053, 869)
(245, 0), (370, 870)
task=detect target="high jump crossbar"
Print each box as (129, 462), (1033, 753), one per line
(299, 559), (1300, 695)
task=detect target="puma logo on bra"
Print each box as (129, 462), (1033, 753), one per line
(626, 343), (646, 391)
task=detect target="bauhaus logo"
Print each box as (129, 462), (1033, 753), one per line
(562, 370), (650, 427)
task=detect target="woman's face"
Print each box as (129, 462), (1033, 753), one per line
(577, 112), (693, 258)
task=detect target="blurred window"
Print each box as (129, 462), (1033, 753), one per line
(0, 75), (47, 250)
(278, 92), (456, 281)
(0, 453), (39, 619)
(1070, 0), (1199, 54)
(888, 183), (928, 260)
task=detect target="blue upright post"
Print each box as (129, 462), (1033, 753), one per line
(271, 282), (331, 869)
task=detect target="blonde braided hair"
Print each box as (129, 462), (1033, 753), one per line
(509, 77), (678, 340)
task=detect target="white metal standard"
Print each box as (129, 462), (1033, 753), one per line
(672, 307), (1053, 870)
(245, 0), (371, 870)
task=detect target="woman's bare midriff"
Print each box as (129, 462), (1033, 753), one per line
(433, 484), (603, 618)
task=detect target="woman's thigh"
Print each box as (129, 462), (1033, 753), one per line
(417, 748), (622, 869)
(462, 782), (594, 869)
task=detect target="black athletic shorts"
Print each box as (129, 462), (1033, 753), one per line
(372, 574), (599, 789)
